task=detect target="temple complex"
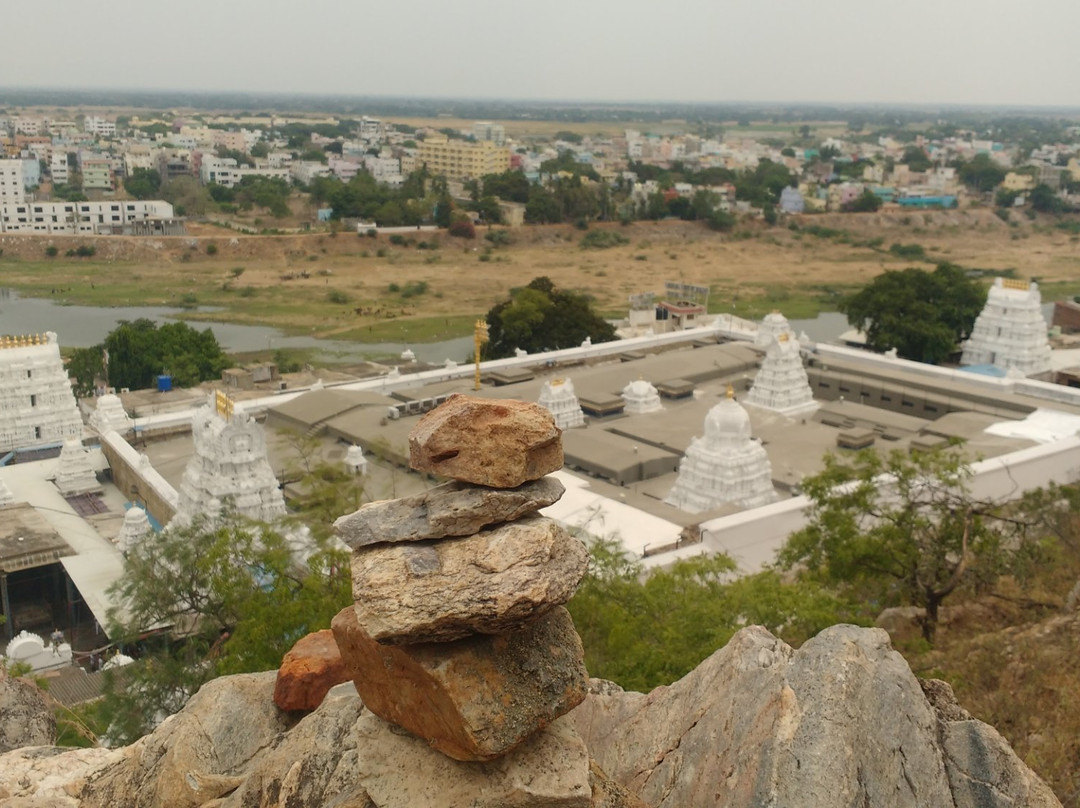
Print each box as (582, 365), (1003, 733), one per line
(665, 389), (777, 513)
(756, 310), (795, 347)
(961, 278), (1052, 376)
(0, 332), (82, 453)
(745, 333), (818, 416)
(170, 391), (287, 528)
(538, 378), (585, 429)
(621, 378), (663, 414)
(54, 440), (101, 496)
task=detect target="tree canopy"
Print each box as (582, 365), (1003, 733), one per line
(841, 263), (986, 363)
(93, 319), (230, 391)
(483, 276), (617, 359)
(779, 446), (1042, 643)
(122, 168), (161, 200)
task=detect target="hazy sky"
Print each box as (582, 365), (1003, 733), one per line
(4, 0), (1079, 107)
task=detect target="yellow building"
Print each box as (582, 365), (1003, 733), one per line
(1002, 172), (1035, 192)
(418, 136), (510, 181)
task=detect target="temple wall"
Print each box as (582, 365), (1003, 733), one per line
(99, 430), (178, 527)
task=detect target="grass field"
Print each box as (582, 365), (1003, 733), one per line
(2, 210), (1079, 347)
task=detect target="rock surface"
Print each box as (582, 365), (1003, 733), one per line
(350, 515), (588, 643)
(568, 624), (1062, 808)
(409, 394), (563, 487)
(273, 629), (351, 712)
(0, 671), (57, 753)
(334, 476), (565, 549)
(332, 603), (588, 762)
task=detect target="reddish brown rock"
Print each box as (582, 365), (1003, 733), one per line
(273, 630), (350, 712)
(409, 394), (563, 488)
(331, 604), (588, 762)
(350, 515), (589, 644)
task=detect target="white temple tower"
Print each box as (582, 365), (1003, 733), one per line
(960, 278), (1051, 376)
(116, 505), (152, 553)
(89, 393), (134, 435)
(171, 392), (287, 528)
(0, 479), (15, 507)
(665, 389), (777, 513)
(745, 333), (818, 417)
(54, 439), (101, 496)
(622, 378), (663, 414)
(0, 332), (82, 453)
(756, 310), (795, 347)
(538, 378), (585, 429)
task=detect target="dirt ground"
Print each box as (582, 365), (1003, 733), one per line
(2, 210), (1079, 343)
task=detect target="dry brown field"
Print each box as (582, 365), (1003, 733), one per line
(2, 209), (1079, 345)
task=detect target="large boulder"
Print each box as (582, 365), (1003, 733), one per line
(409, 395), (563, 488)
(0, 670), (57, 753)
(349, 515), (588, 644)
(568, 624), (1061, 808)
(334, 476), (565, 549)
(332, 604), (588, 762)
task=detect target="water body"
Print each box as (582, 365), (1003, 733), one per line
(0, 290), (474, 363)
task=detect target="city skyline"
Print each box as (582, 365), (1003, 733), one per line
(2, 0), (1078, 109)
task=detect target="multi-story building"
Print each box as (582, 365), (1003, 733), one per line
(84, 116), (117, 138)
(417, 136), (510, 181)
(80, 157), (114, 191)
(0, 199), (176, 234)
(200, 155), (244, 187)
(473, 121), (506, 146)
(0, 159), (25, 205)
(13, 117), (42, 136)
(50, 153), (69, 185)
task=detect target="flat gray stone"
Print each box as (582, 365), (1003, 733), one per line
(334, 477), (565, 549)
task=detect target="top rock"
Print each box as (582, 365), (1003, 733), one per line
(409, 395), (563, 488)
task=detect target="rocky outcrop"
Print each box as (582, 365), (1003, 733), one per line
(408, 394), (563, 487)
(568, 624), (1061, 808)
(0, 670), (56, 753)
(273, 629), (350, 712)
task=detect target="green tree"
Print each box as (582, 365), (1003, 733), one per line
(122, 168), (161, 200)
(103, 513), (350, 742)
(483, 276), (616, 358)
(66, 347), (104, 397)
(524, 187), (562, 224)
(841, 263), (986, 363)
(1030, 183), (1066, 214)
(900, 146), (932, 172)
(568, 538), (853, 690)
(844, 188), (883, 213)
(957, 153), (1006, 193)
(780, 446), (1042, 643)
(104, 319), (230, 390)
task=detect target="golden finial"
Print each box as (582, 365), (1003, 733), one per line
(214, 389), (234, 420)
(726, 385), (735, 399)
(552, 378), (565, 386)
(778, 331), (790, 343)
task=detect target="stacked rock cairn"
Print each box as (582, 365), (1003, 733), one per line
(330, 393), (591, 762)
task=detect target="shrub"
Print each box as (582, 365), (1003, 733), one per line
(230, 267), (245, 278)
(74, 245), (96, 257)
(449, 219), (477, 239)
(484, 229), (511, 247)
(205, 243), (218, 255)
(327, 290), (350, 305)
(389, 234), (407, 246)
(178, 293), (198, 308)
(239, 286), (256, 298)
(888, 243), (927, 261)
(580, 230), (630, 249)
(387, 282), (400, 292)
(401, 281), (428, 299)
(45, 245), (58, 257)
(376, 248), (387, 258)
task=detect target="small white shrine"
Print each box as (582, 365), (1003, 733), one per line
(0, 332), (82, 453)
(54, 439), (101, 496)
(345, 444), (368, 475)
(756, 310), (795, 348)
(538, 378), (585, 430)
(116, 505), (152, 553)
(170, 391), (287, 528)
(0, 479), (15, 507)
(960, 278), (1052, 376)
(665, 389), (777, 513)
(745, 334), (818, 417)
(89, 393), (134, 435)
(3, 630), (72, 673)
(622, 378), (663, 415)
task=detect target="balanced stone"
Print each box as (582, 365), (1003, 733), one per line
(334, 476), (565, 549)
(273, 630), (350, 712)
(332, 604), (588, 762)
(409, 394), (563, 488)
(351, 514), (588, 644)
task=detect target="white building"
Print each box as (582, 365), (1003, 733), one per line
(960, 278), (1052, 376)
(200, 155), (244, 187)
(0, 199), (175, 234)
(622, 379), (663, 414)
(0, 332), (83, 454)
(538, 378), (586, 430)
(744, 335), (819, 417)
(50, 153), (69, 185)
(83, 116), (116, 138)
(0, 159), (26, 206)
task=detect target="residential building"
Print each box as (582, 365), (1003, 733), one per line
(0, 199), (176, 234)
(200, 155), (242, 187)
(80, 158), (114, 191)
(83, 116), (116, 138)
(50, 153), (69, 185)
(290, 161), (330, 185)
(473, 121), (506, 146)
(0, 159), (25, 205)
(213, 130), (248, 153)
(13, 117), (42, 136)
(417, 136), (510, 181)
(1002, 172), (1035, 192)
